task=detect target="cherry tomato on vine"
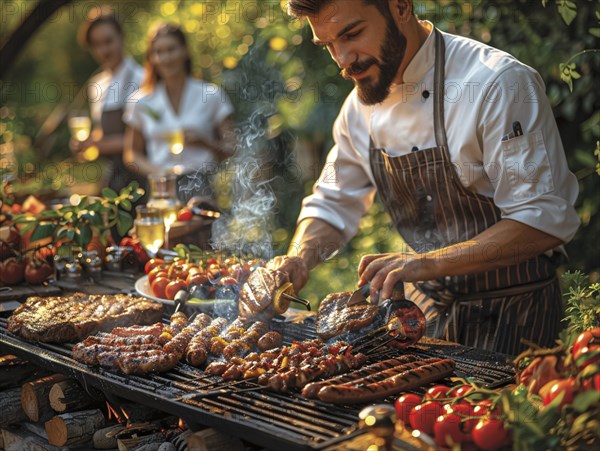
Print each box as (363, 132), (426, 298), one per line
(409, 401), (444, 436)
(394, 393), (421, 424)
(424, 385), (451, 401)
(472, 417), (507, 451)
(434, 412), (469, 446)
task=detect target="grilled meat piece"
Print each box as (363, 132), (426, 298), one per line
(111, 323), (164, 338)
(316, 292), (379, 340)
(163, 314), (212, 358)
(238, 267), (290, 321)
(257, 331), (283, 352)
(7, 293), (163, 343)
(186, 317), (228, 366)
(114, 349), (180, 375)
(159, 312), (188, 344)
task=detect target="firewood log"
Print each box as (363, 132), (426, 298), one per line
(49, 379), (95, 413)
(44, 408), (104, 447)
(93, 424), (124, 449)
(0, 355), (49, 390)
(186, 428), (245, 451)
(0, 387), (28, 427)
(20, 373), (67, 422)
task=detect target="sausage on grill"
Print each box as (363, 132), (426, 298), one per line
(317, 359), (455, 404)
(257, 331), (283, 352)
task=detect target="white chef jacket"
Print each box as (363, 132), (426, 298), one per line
(123, 77), (234, 170)
(299, 22), (580, 245)
(87, 57), (144, 126)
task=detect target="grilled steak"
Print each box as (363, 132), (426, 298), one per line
(316, 292), (380, 340)
(238, 267), (290, 321)
(7, 293), (163, 343)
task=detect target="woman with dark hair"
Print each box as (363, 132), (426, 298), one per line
(75, 6), (145, 192)
(123, 23), (234, 197)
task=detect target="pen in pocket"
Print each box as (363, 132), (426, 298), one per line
(501, 121), (524, 141)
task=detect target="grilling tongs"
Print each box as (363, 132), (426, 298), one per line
(273, 282), (311, 313)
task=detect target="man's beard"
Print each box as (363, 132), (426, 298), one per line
(341, 22), (406, 105)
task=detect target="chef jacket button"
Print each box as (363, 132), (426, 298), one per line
(422, 90), (430, 99)
(411, 146), (419, 152)
(425, 230), (432, 239)
(426, 195), (433, 202)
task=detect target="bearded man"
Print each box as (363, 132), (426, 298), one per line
(272, 0), (579, 354)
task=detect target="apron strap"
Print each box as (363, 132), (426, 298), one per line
(433, 29), (448, 149)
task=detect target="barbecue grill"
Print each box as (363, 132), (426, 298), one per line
(0, 315), (515, 450)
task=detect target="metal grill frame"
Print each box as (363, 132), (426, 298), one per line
(0, 316), (514, 450)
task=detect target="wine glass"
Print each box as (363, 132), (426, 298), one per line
(146, 173), (180, 249)
(68, 110), (98, 161)
(134, 206), (165, 256)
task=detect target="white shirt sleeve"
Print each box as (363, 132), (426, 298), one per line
(297, 93), (376, 241)
(122, 95), (145, 131)
(478, 65), (580, 242)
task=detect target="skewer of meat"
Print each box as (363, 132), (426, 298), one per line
(159, 312), (188, 344)
(163, 313), (212, 358)
(210, 318), (246, 354)
(110, 323), (164, 337)
(186, 317), (228, 366)
(222, 322), (268, 360)
(257, 331), (283, 352)
(317, 359), (456, 404)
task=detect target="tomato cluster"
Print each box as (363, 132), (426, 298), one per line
(394, 383), (508, 450)
(145, 257), (259, 301)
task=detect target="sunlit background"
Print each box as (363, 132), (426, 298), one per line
(1, 0), (598, 305)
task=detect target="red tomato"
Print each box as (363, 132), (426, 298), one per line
(448, 384), (474, 398)
(572, 328), (600, 362)
(542, 378), (578, 409)
(165, 280), (187, 300)
(24, 260), (53, 285)
(434, 413), (468, 447)
(145, 258), (166, 274)
(218, 276), (238, 286)
(425, 385), (451, 401)
(0, 226), (20, 260)
(151, 276), (169, 299)
(177, 207), (193, 221)
(148, 267), (168, 285)
(473, 400), (501, 418)
(445, 402), (477, 435)
(472, 417), (507, 451)
(168, 262), (189, 280)
(394, 393), (421, 425)
(409, 401), (444, 436)
(187, 272), (209, 286)
(34, 246), (54, 265)
(0, 257), (25, 285)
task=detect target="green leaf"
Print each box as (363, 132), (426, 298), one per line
(557, 0), (577, 25)
(116, 210), (133, 237)
(40, 210), (60, 219)
(66, 229), (75, 241)
(572, 389), (600, 412)
(101, 187), (118, 199)
(76, 224), (92, 248)
(12, 215), (36, 225)
(30, 223), (57, 242)
(120, 198), (132, 211)
(19, 221), (37, 234)
(589, 28), (600, 37)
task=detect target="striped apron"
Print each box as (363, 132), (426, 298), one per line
(368, 29), (562, 355)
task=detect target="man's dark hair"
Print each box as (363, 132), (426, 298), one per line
(288, 0), (392, 19)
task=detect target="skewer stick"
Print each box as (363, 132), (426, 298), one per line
(281, 293), (311, 310)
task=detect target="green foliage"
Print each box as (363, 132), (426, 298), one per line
(12, 181), (144, 248)
(559, 270), (600, 346)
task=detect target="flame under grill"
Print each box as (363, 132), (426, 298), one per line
(0, 316), (514, 450)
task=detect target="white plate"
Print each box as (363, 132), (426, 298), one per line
(134, 275), (226, 309)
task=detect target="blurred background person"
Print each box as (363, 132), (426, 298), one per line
(123, 23), (235, 201)
(73, 6), (146, 193)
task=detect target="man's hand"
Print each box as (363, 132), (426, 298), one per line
(267, 255), (309, 294)
(358, 252), (430, 301)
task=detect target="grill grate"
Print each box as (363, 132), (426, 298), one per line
(0, 316), (514, 450)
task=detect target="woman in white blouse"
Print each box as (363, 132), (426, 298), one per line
(124, 23), (234, 197)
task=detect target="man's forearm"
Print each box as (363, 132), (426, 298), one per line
(287, 218), (346, 271)
(420, 219), (563, 280)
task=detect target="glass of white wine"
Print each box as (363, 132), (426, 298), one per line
(147, 173), (180, 249)
(134, 206), (165, 257)
(68, 111), (91, 142)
